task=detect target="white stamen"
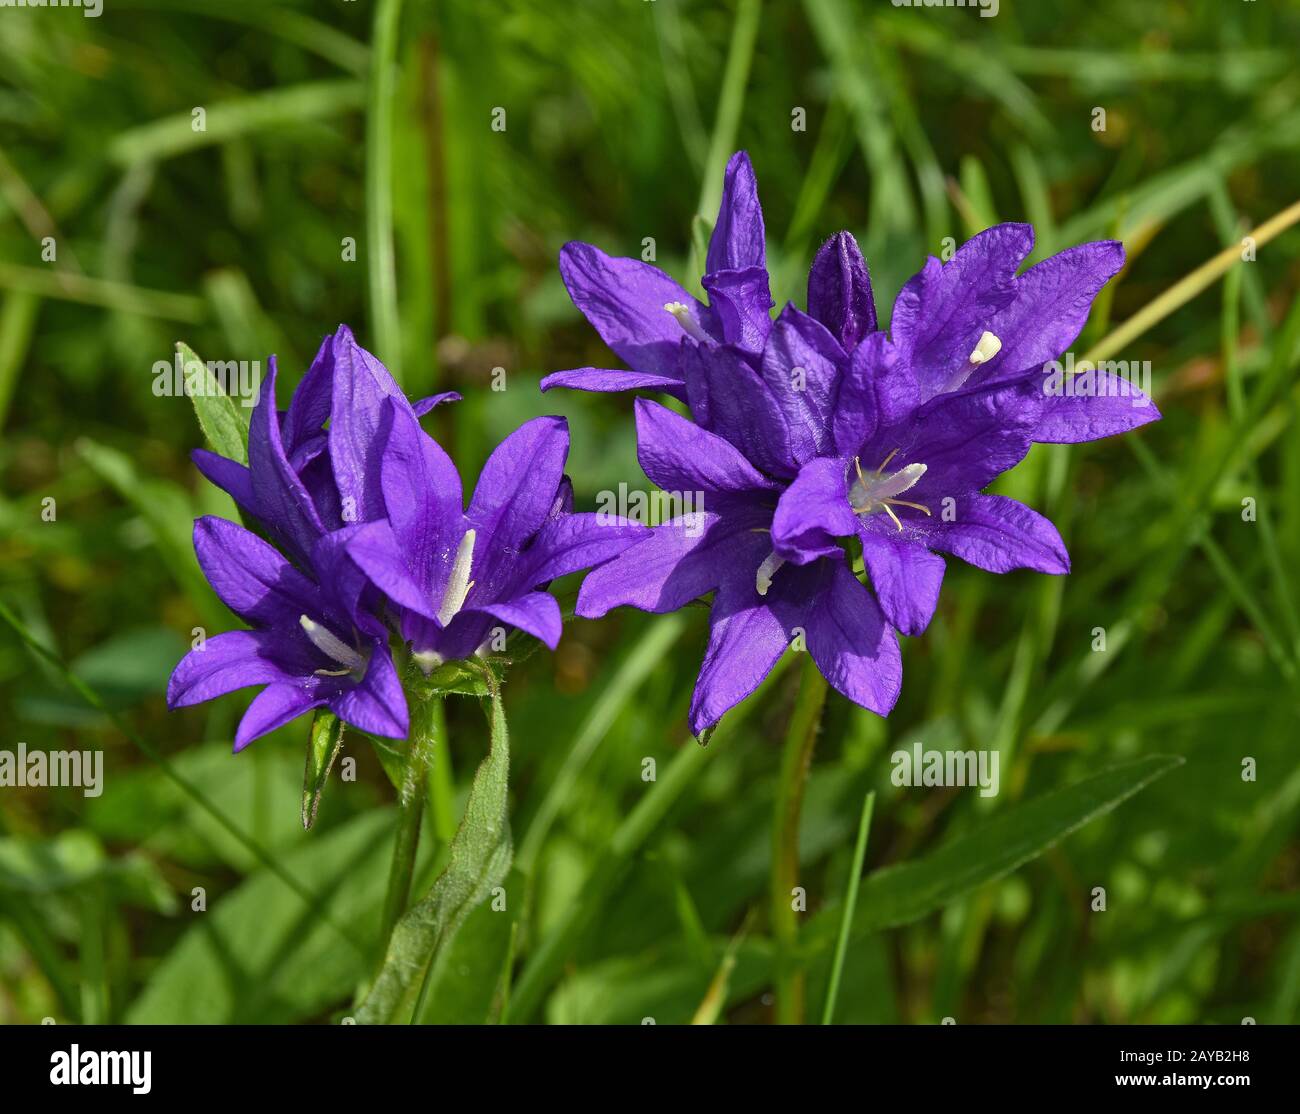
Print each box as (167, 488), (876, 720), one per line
(299, 615), (365, 673)
(756, 551), (785, 597)
(968, 330), (1002, 367)
(664, 301), (711, 344)
(849, 456), (931, 532)
(437, 528), (476, 626)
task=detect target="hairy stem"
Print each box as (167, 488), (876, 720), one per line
(379, 689), (439, 953)
(771, 654), (829, 1025)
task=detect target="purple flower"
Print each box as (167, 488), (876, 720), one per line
(340, 404), (648, 670)
(559, 153), (1162, 734)
(541, 151), (774, 399)
(169, 325), (641, 750)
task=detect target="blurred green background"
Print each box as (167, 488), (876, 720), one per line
(3, 0), (1300, 1025)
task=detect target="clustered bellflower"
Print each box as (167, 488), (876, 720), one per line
(551, 152), (1160, 735)
(168, 326), (645, 750)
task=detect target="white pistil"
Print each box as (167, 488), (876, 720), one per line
(436, 528), (476, 626)
(941, 329), (1002, 393)
(968, 330), (1002, 366)
(663, 301), (711, 344)
(755, 551), (785, 597)
(299, 615), (365, 675)
(849, 454), (931, 533)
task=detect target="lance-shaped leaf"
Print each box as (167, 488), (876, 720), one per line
(301, 708), (345, 831)
(804, 754), (1182, 953)
(177, 341), (252, 464)
(356, 681), (512, 1024)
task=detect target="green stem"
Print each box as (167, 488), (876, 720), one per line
(771, 655), (829, 1025)
(822, 790), (875, 1025)
(379, 690), (439, 951)
(366, 0), (404, 379)
(696, 0), (761, 222)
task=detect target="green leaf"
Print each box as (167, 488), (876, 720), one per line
(356, 685), (513, 1024)
(175, 340), (251, 464)
(302, 709), (345, 831)
(125, 810), (394, 1024)
(807, 755), (1183, 952)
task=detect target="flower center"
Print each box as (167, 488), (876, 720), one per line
(299, 615), (366, 677)
(849, 450), (932, 533)
(412, 528), (478, 675)
(663, 301), (711, 344)
(941, 329), (1002, 393)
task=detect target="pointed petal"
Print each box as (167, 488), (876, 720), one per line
(521, 513), (652, 586)
(634, 397), (779, 496)
(701, 266), (774, 352)
(803, 561), (902, 717)
(688, 576), (788, 735)
(281, 332), (335, 455)
(234, 682), (326, 752)
(832, 332), (918, 457)
(576, 510), (769, 618)
(808, 231), (877, 350)
(539, 366), (689, 399)
(682, 341), (796, 479)
(857, 524), (946, 636)
(343, 518), (439, 620)
(759, 304), (845, 466)
(193, 515), (320, 627)
(167, 630), (300, 708)
(329, 644), (408, 741)
(771, 456), (857, 564)
(192, 449), (258, 517)
(891, 224), (1033, 397)
(328, 326), (412, 525)
(559, 242), (703, 383)
(380, 397), (464, 597)
(986, 241), (1126, 380)
(919, 493), (1069, 574)
(412, 390), (461, 416)
(706, 151), (766, 274)
(248, 357), (325, 560)
(467, 416), (568, 552)
(472, 591), (563, 650)
(1034, 371), (1160, 443)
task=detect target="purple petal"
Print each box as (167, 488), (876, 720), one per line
(891, 224), (1032, 397)
(771, 456), (857, 564)
(328, 326), (412, 525)
(856, 523), (946, 636)
(688, 576), (788, 736)
(342, 519), (439, 621)
(918, 493), (1070, 574)
(832, 332), (917, 456)
(193, 515), (320, 628)
(167, 630), (300, 709)
(808, 231), (877, 350)
(472, 592), (563, 650)
(701, 266), (774, 352)
(759, 304), (845, 466)
(380, 397), (464, 598)
(522, 513), (652, 586)
(467, 416), (568, 553)
(559, 241), (703, 384)
(681, 341), (796, 479)
(329, 644), (408, 741)
(234, 682), (325, 752)
(1034, 371), (1160, 444)
(281, 332), (334, 455)
(310, 526), (389, 636)
(985, 241), (1126, 381)
(706, 151), (766, 274)
(802, 561), (902, 717)
(248, 357), (325, 561)
(412, 391), (461, 416)
(634, 397), (779, 496)
(576, 509), (769, 618)
(192, 449), (258, 517)
(539, 366), (689, 400)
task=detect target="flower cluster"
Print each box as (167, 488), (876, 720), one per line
(550, 152), (1160, 734)
(168, 326), (645, 749)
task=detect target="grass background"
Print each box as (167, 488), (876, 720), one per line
(2, 0), (1300, 1025)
